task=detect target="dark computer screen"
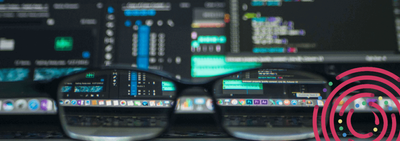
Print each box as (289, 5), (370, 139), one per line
(1, 0), (400, 114)
(226, 0), (400, 63)
(107, 0), (228, 80)
(0, 0), (399, 82)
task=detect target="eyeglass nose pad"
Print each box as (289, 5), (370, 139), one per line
(173, 86), (214, 112)
(169, 86), (226, 133)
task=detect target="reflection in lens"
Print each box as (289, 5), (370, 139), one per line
(58, 70), (176, 141)
(213, 69), (329, 140)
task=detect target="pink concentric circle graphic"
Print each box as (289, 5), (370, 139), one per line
(313, 67), (400, 141)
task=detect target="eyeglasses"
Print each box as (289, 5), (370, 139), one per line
(37, 66), (331, 141)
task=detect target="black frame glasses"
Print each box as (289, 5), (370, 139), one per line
(34, 65), (334, 141)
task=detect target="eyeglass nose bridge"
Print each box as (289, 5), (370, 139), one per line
(173, 86), (215, 113)
(169, 84), (227, 132)
(173, 83), (226, 111)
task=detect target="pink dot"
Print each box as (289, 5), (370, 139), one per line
(191, 32), (197, 39)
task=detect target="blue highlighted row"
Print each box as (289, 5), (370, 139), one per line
(252, 17), (266, 22)
(0, 68), (29, 82)
(138, 26), (150, 56)
(251, 1), (263, 6)
(137, 57), (149, 70)
(251, 1), (281, 6)
(124, 9), (156, 16)
(138, 25), (150, 70)
(253, 47), (285, 53)
(131, 71), (137, 96)
(252, 17), (278, 22)
(267, 1), (281, 6)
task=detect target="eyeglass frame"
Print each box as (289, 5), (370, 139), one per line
(34, 65), (336, 141)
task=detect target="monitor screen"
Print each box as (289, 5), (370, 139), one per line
(0, 0), (400, 115)
(226, 0), (400, 63)
(107, 0), (228, 80)
(213, 69), (328, 108)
